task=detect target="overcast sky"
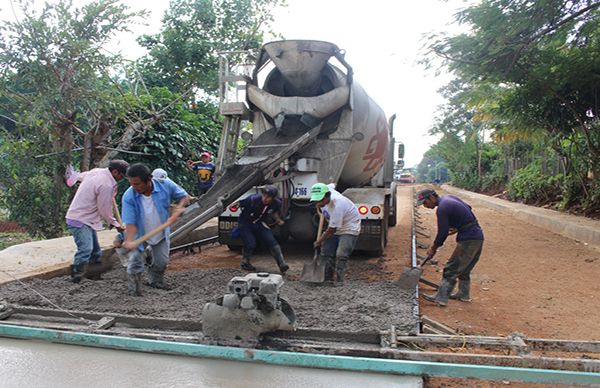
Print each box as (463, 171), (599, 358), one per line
(1, 0), (473, 167)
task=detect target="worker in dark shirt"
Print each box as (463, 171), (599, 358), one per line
(416, 188), (484, 307)
(235, 186), (289, 274)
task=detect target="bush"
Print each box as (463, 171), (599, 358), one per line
(508, 162), (563, 204)
(0, 139), (69, 238)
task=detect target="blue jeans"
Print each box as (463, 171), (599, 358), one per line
(127, 238), (170, 275)
(320, 234), (358, 278)
(68, 225), (101, 266)
(239, 222), (278, 257)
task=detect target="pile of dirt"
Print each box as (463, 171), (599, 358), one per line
(0, 266), (418, 334)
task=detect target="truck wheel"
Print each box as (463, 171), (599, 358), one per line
(388, 183), (397, 227)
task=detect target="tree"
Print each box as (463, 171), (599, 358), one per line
(423, 0), (600, 214)
(0, 0), (145, 236)
(137, 0), (285, 96)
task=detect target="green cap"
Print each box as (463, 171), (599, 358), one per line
(310, 183), (330, 202)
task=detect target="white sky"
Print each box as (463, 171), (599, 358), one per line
(1, 0), (473, 167)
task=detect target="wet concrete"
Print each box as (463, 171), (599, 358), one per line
(0, 338), (422, 387)
(0, 266), (418, 334)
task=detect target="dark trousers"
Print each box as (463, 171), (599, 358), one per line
(239, 222), (278, 257)
(442, 240), (484, 281)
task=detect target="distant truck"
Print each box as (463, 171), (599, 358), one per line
(398, 172), (416, 184)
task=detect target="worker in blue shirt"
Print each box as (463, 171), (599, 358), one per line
(416, 188), (484, 307)
(235, 186), (289, 274)
(122, 163), (189, 296)
(187, 151), (216, 196)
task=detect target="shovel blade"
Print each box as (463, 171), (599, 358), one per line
(397, 267), (422, 290)
(300, 257), (326, 283)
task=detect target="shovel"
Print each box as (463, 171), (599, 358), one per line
(114, 211), (180, 265)
(300, 209), (326, 283)
(397, 254), (434, 290)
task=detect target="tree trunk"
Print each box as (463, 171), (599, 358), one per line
(98, 116), (162, 165)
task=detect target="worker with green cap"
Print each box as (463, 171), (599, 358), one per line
(310, 183), (361, 282)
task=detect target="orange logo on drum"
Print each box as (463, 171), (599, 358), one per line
(362, 119), (388, 172)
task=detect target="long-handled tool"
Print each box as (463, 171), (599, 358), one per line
(112, 198), (124, 229)
(300, 209), (326, 283)
(114, 210), (181, 265)
(397, 254), (434, 290)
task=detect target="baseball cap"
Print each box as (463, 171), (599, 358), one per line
(152, 168), (168, 182)
(310, 183), (330, 202)
(416, 188), (437, 206)
(261, 185), (278, 198)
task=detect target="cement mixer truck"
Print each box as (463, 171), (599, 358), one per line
(208, 40), (397, 256)
(169, 40), (396, 256)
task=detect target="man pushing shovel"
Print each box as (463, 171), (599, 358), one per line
(120, 163), (189, 296)
(416, 188), (484, 307)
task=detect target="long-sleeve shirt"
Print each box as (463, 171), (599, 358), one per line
(121, 178), (188, 247)
(238, 194), (281, 226)
(434, 195), (484, 247)
(65, 168), (118, 230)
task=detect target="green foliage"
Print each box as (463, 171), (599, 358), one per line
(0, 139), (68, 238)
(421, 0), (600, 214)
(508, 162), (563, 205)
(137, 0), (285, 95)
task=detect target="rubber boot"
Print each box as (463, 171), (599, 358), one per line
(240, 251), (256, 271)
(270, 245), (289, 274)
(147, 270), (169, 290)
(335, 267), (346, 284)
(127, 273), (142, 296)
(422, 278), (456, 307)
(70, 264), (86, 284)
(450, 279), (472, 302)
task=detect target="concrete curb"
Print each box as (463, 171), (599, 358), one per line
(441, 185), (600, 249)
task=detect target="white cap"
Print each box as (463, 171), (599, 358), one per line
(152, 168), (168, 182)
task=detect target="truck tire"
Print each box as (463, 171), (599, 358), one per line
(388, 183), (397, 227)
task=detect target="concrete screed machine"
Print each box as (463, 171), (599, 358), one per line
(168, 40), (398, 340)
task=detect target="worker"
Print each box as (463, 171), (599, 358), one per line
(65, 160), (129, 283)
(310, 183), (361, 283)
(151, 168), (169, 183)
(121, 163), (189, 296)
(235, 186), (289, 274)
(416, 188), (484, 307)
(186, 151), (216, 196)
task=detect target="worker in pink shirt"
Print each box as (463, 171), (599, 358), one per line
(65, 160), (129, 283)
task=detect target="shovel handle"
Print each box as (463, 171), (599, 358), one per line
(131, 219), (175, 246)
(112, 198), (123, 228)
(312, 209), (325, 263)
(419, 253), (434, 268)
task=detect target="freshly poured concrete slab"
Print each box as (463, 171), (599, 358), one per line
(0, 338), (423, 387)
(0, 219), (218, 285)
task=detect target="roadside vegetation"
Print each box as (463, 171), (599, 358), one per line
(0, 0), (284, 238)
(418, 0), (600, 218)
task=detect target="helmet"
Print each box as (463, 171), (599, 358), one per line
(261, 185), (278, 198)
(310, 183), (330, 202)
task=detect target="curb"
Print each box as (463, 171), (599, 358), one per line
(441, 185), (600, 250)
